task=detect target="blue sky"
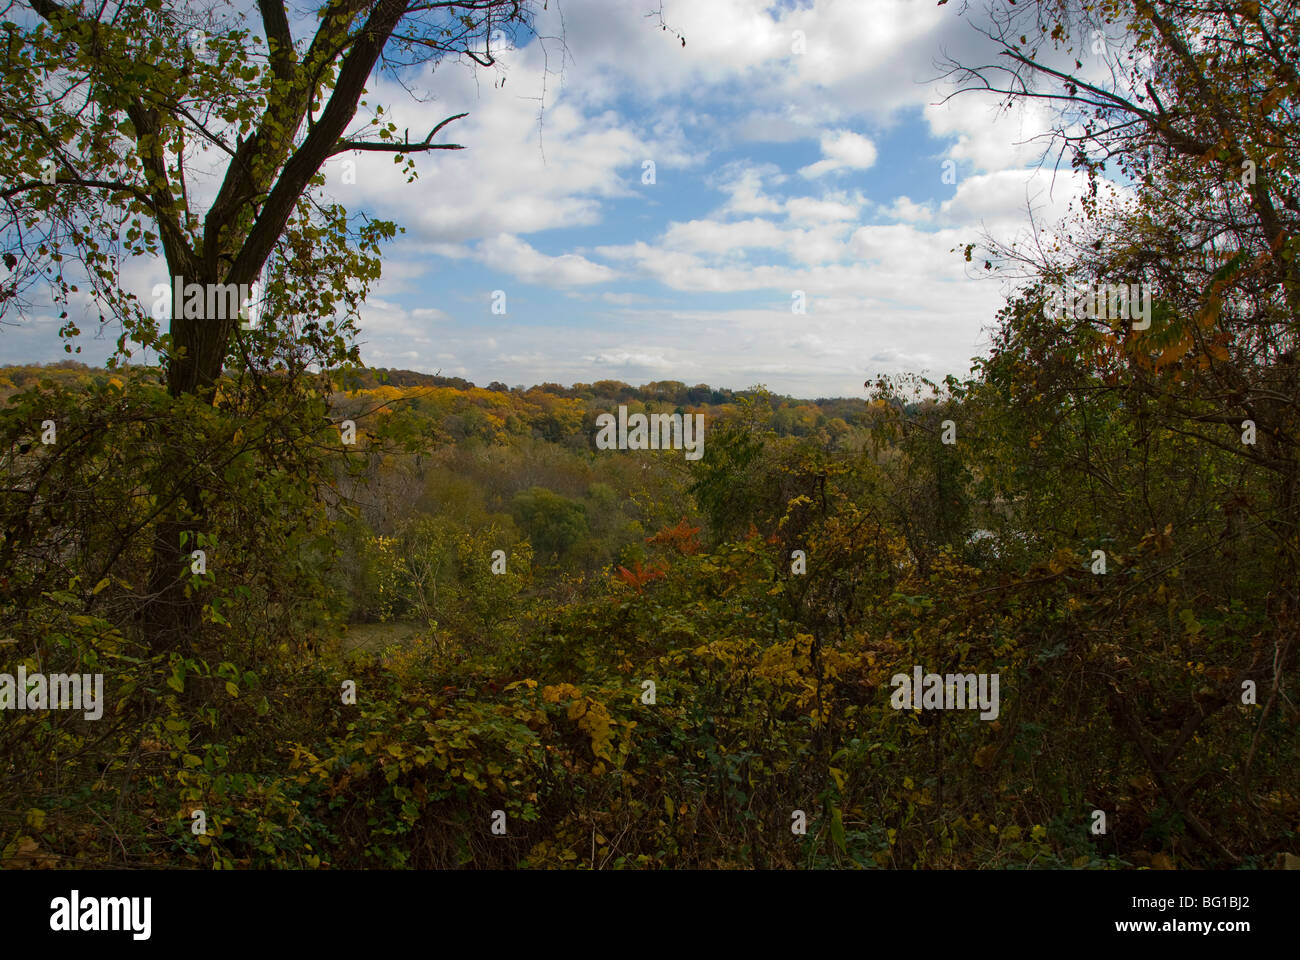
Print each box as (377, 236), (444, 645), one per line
(3, 0), (1123, 397)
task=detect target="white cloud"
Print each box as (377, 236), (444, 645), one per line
(602, 221), (995, 300)
(924, 97), (1065, 175)
(727, 107), (818, 144)
(800, 129), (878, 178)
(320, 65), (648, 245)
(345, 279), (1003, 397)
(600, 292), (655, 305)
(473, 234), (619, 287)
(584, 350), (677, 371)
(882, 196), (933, 223)
(785, 195), (860, 223)
(714, 163), (787, 216)
(939, 168), (1089, 232)
(661, 218), (788, 255)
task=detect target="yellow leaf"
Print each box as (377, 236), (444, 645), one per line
(576, 699), (614, 759)
(543, 682), (581, 704)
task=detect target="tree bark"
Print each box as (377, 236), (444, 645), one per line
(141, 274), (234, 651)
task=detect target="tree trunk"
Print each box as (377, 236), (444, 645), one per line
(142, 511), (204, 652)
(140, 285), (234, 652)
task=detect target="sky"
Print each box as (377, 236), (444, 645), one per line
(3, 0), (1116, 398)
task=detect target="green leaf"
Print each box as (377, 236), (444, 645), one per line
(830, 807), (846, 853)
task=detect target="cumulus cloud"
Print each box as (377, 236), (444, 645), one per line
(938, 168), (1088, 233)
(13, 0), (1112, 397)
(785, 194), (861, 223)
(800, 129), (879, 178)
(661, 218), (788, 255)
(714, 163), (787, 216)
(881, 196), (934, 223)
(474, 234), (619, 287)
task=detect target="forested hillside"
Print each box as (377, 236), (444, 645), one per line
(1, 354), (1294, 868)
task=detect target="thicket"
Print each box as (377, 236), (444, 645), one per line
(0, 353), (1293, 869)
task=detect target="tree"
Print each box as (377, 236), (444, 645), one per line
(941, 0), (1300, 584)
(1, 0), (539, 647)
(511, 486), (587, 559)
(941, 1), (1300, 505)
(939, 0), (1300, 861)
